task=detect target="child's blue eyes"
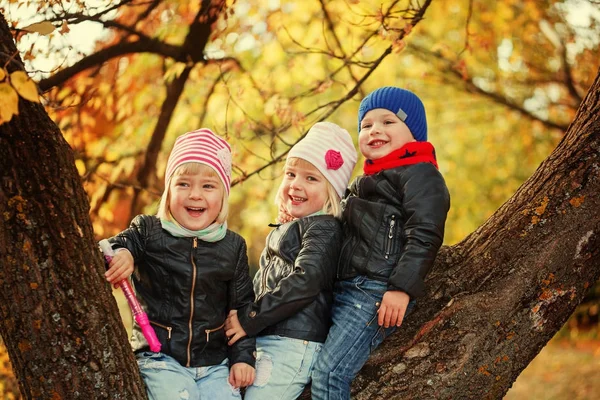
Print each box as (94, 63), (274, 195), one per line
(285, 172), (318, 182)
(362, 120), (396, 130)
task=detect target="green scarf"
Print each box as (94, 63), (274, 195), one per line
(160, 215), (227, 242)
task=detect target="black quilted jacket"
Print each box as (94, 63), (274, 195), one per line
(337, 163), (451, 298)
(237, 214), (343, 343)
(108, 215), (256, 368)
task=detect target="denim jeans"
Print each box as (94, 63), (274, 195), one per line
(311, 276), (415, 400)
(244, 335), (322, 400)
(136, 352), (241, 400)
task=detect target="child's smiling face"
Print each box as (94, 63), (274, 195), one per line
(277, 158), (328, 219)
(358, 108), (416, 160)
(168, 167), (224, 231)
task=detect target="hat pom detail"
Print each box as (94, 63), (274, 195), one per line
(217, 147), (232, 177)
(325, 150), (344, 170)
(287, 121), (357, 199)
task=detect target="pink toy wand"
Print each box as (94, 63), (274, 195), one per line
(99, 239), (161, 353)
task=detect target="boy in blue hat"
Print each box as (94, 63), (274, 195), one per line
(311, 87), (451, 399)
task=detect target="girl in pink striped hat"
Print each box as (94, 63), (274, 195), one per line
(224, 122), (357, 400)
(103, 128), (255, 399)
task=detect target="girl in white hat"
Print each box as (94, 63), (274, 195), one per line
(224, 122), (357, 400)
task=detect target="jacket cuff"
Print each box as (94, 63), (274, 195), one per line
(229, 337), (256, 368)
(237, 304), (262, 337)
(388, 278), (424, 298)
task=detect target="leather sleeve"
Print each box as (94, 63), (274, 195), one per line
(107, 214), (152, 263)
(227, 237), (257, 367)
(237, 217), (342, 337)
(388, 164), (450, 297)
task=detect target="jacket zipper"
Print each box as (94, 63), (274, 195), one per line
(257, 252), (273, 301)
(186, 237), (198, 367)
(385, 216), (396, 259)
(150, 320), (172, 340)
(205, 322), (225, 342)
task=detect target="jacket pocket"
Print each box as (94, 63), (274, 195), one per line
(384, 215), (397, 260)
(149, 320), (172, 352)
(205, 322), (225, 342)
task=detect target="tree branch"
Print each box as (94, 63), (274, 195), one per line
(38, 38), (187, 92)
(560, 38), (584, 103)
(234, 0), (434, 186)
(408, 43), (569, 132)
(129, 0), (228, 218)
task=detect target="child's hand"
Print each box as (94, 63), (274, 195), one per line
(229, 362), (255, 388)
(378, 290), (410, 328)
(277, 203), (295, 224)
(225, 310), (248, 345)
(104, 249), (134, 288)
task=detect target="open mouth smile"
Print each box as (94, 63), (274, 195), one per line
(289, 195), (306, 204)
(368, 140), (388, 147)
(186, 206), (206, 216)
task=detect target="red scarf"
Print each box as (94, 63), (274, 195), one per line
(363, 142), (438, 175)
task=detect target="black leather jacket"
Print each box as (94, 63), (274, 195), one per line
(237, 215), (343, 343)
(337, 163), (450, 298)
(108, 215), (255, 368)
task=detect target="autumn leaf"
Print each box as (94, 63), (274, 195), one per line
(10, 71), (40, 103)
(0, 82), (19, 124)
(60, 20), (70, 34)
(21, 21), (55, 35)
(0, 68), (5, 81)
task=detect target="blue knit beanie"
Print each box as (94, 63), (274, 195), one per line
(357, 86), (428, 142)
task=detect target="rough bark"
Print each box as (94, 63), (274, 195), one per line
(0, 13), (147, 399)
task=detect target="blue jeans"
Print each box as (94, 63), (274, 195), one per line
(311, 276), (415, 400)
(136, 352), (241, 400)
(244, 335), (322, 400)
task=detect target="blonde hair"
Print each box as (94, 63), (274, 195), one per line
(157, 163), (229, 224)
(275, 157), (342, 218)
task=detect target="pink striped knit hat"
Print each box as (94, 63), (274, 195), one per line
(288, 122), (357, 199)
(165, 129), (232, 194)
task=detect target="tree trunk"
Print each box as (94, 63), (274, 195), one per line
(0, 14), (147, 399)
(2, 7), (600, 399)
(349, 68), (600, 398)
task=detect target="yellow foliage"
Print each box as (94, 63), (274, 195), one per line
(2, 0), (588, 261)
(75, 159), (86, 176)
(10, 71), (39, 103)
(0, 83), (19, 124)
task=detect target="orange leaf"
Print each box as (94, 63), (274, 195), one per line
(60, 20), (70, 34)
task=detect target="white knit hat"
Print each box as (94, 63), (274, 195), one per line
(165, 129), (232, 194)
(288, 122), (357, 199)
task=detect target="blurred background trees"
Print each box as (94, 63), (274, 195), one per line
(1, 0), (599, 397)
